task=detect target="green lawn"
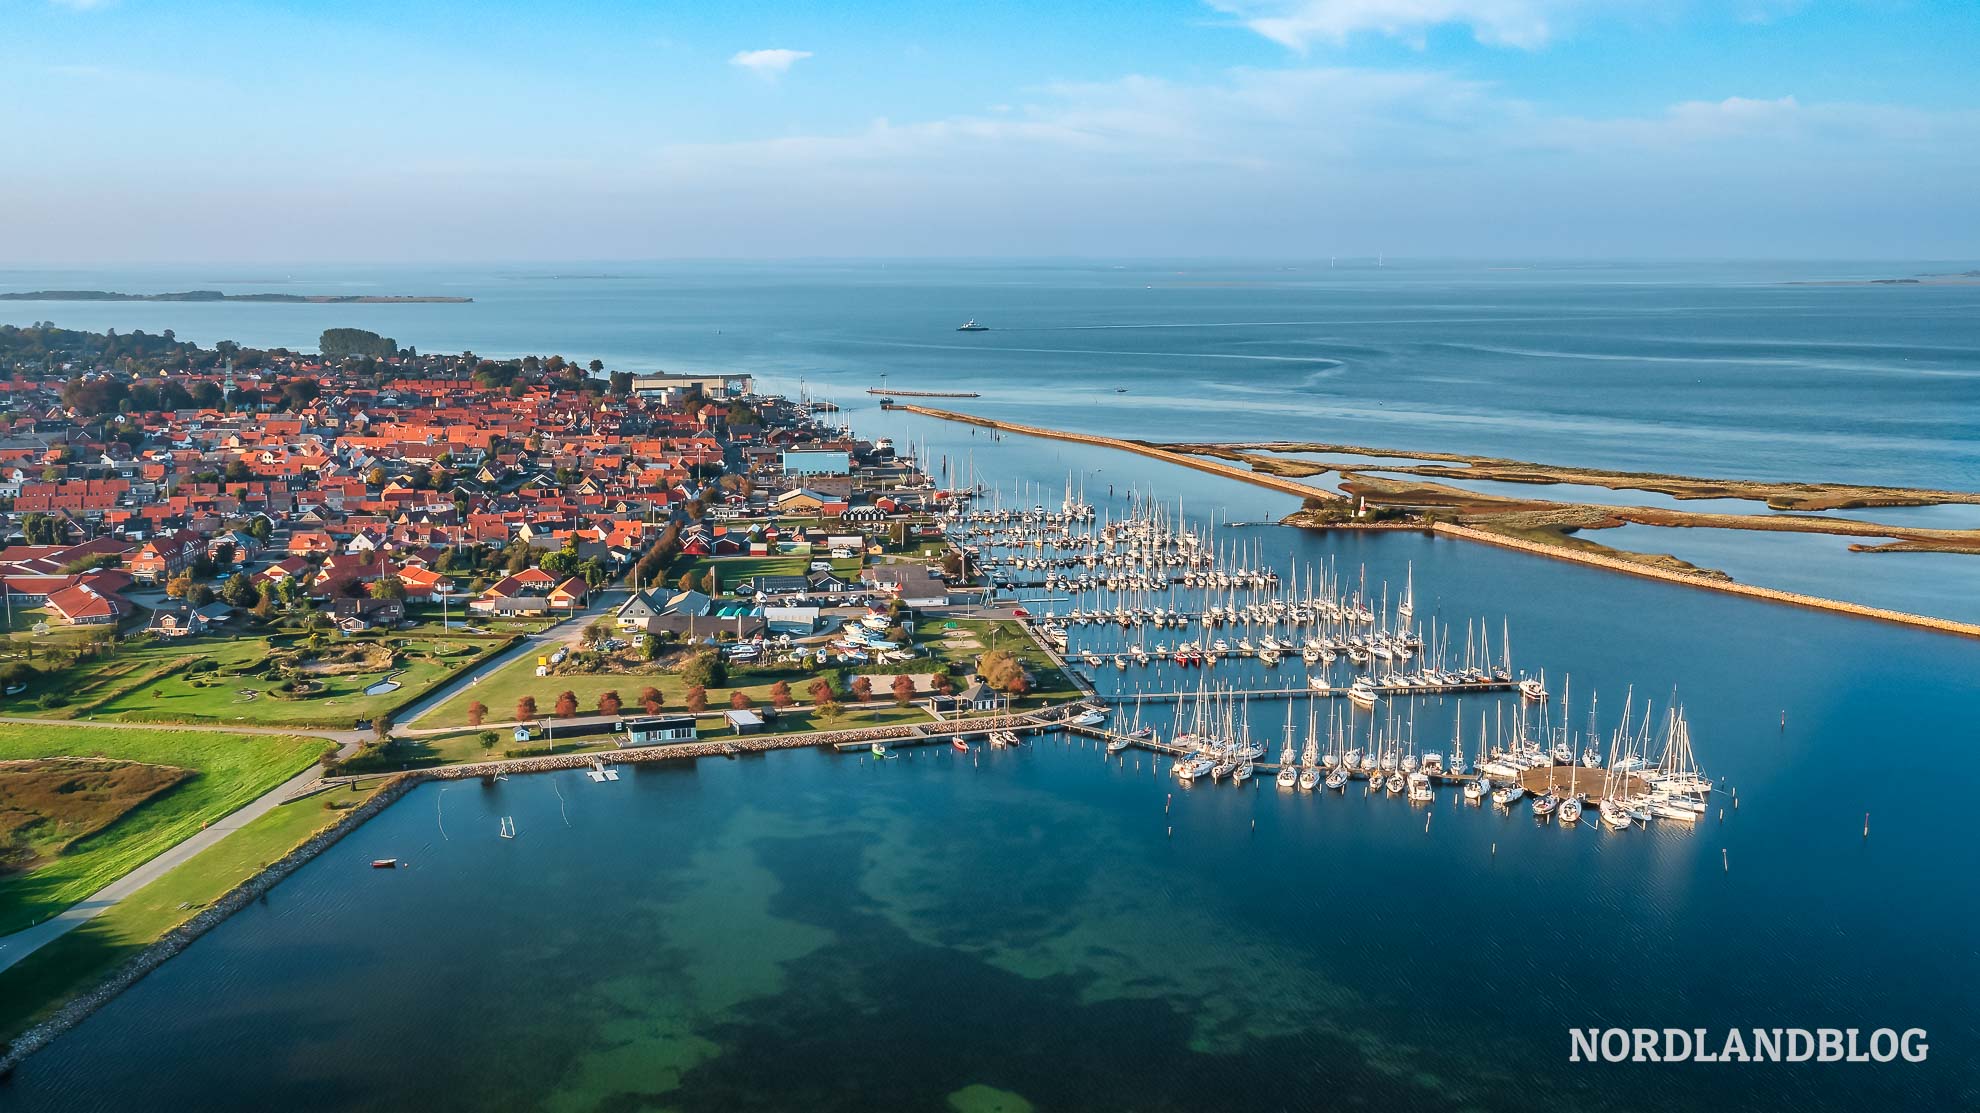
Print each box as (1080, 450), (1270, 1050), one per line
(666, 553), (865, 595)
(927, 619), (1082, 704)
(94, 638), (496, 728)
(5, 634), (504, 728)
(0, 777), (390, 1042)
(0, 724), (332, 934)
(420, 651), (858, 728)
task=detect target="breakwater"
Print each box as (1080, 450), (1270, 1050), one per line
(892, 403), (1346, 503)
(1431, 521), (1980, 640)
(898, 404), (1980, 642)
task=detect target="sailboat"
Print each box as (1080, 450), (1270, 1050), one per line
(1645, 705), (1709, 820)
(1277, 707), (1300, 788)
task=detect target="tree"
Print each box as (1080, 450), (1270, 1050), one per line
(373, 714), (393, 743)
(220, 572), (257, 607)
(699, 569), (718, 596)
(978, 649), (1030, 695)
(164, 571), (195, 599)
(640, 634), (660, 661)
(815, 699), (843, 724)
(685, 685), (708, 714)
(892, 674), (916, 706)
(320, 327), (396, 359)
(187, 583), (216, 607)
(808, 677), (836, 705)
(769, 680), (794, 708)
(678, 571), (695, 592)
(599, 689), (622, 716)
(554, 690), (579, 718)
(932, 672), (956, 696)
(466, 700), (487, 727)
(680, 650), (726, 689)
(581, 618), (611, 648)
(516, 695), (537, 721)
(729, 690), (752, 710)
(479, 731), (498, 752)
(850, 675), (873, 703)
(639, 685), (663, 714)
(368, 576), (407, 602)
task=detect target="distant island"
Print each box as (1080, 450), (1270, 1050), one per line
(0, 289), (471, 303)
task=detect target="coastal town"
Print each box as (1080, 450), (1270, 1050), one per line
(0, 323), (1067, 737)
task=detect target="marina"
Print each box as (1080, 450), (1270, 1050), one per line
(2, 264), (1974, 1113)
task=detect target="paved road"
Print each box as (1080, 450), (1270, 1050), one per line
(394, 590), (622, 727)
(0, 592), (622, 973)
(0, 756), (333, 974)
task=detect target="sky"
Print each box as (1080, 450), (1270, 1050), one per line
(2, 0), (1977, 262)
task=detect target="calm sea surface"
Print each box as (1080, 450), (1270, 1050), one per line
(4, 259), (1978, 488)
(4, 264), (1978, 1110)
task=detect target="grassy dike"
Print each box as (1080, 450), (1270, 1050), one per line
(0, 726), (334, 933)
(0, 777), (393, 1052)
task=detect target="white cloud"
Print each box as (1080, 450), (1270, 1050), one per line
(1209, 0), (1585, 50)
(7, 60), (1976, 261)
(728, 48), (813, 78)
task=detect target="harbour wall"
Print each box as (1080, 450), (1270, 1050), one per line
(896, 404), (1980, 642)
(1429, 521), (1980, 640)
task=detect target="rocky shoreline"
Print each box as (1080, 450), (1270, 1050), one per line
(0, 774), (418, 1076)
(0, 705), (1085, 1074)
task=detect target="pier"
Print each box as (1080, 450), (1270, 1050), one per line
(1064, 678), (1521, 700)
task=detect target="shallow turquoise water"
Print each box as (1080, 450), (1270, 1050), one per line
(4, 263), (1977, 1108)
(10, 504), (1979, 1111)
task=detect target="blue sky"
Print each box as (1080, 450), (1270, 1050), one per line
(4, 0), (1977, 260)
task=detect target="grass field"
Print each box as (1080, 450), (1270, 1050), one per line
(420, 652), (859, 728)
(666, 553), (865, 595)
(0, 777), (392, 1043)
(415, 616), (1070, 730)
(0, 724), (332, 934)
(6, 634), (505, 728)
(0, 758), (194, 872)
